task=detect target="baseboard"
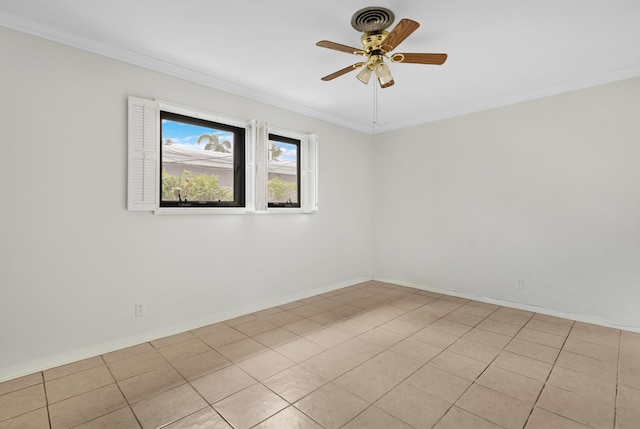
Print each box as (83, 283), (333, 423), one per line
(375, 276), (640, 334)
(0, 276), (372, 383)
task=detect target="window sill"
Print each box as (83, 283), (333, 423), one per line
(152, 207), (316, 215)
(154, 208), (247, 215)
(264, 208), (313, 214)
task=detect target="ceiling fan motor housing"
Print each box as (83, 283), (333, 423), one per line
(361, 31), (388, 54)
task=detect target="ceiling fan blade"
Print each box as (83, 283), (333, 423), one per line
(321, 63), (365, 81)
(391, 53), (448, 65)
(316, 40), (365, 55)
(380, 18), (420, 52)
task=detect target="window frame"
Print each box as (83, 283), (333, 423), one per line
(159, 110), (246, 208)
(256, 122), (318, 214)
(127, 96), (317, 215)
(267, 133), (301, 208)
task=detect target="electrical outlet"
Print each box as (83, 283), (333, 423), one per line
(516, 279), (525, 290)
(135, 302), (146, 317)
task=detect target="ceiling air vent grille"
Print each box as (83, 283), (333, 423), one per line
(351, 6), (395, 32)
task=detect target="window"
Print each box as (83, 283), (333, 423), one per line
(160, 111), (245, 208)
(267, 134), (300, 208)
(255, 123), (318, 213)
(128, 97), (318, 213)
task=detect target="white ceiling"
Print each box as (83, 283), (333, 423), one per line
(2, 0), (640, 133)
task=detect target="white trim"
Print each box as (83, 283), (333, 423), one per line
(264, 208), (311, 215)
(158, 100), (248, 130)
(127, 101), (318, 215)
(153, 208), (315, 215)
(371, 65), (640, 134)
(244, 119), (257, 211)
(268, 126), (306, 142)
(300, 133), (319, 213)
(154, 208), (247, 215)
(256, 124), (319, 213)
(0, 276), (371, 383)
(0, 12), (372, 134)
(128, 97), (255, 213)
(5, 274), (640, 382)
(254, 121), (269, 211)
(375, 276), (640, 333)
(3, 12), (640, 135)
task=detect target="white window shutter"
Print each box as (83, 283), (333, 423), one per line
(255, 120), (269, 211)
(244, 120), (257, 211)
(301, 133), (318, 212)
(127, 96), (159, 211)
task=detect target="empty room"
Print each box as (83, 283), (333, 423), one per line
(1, 1), (639, 428)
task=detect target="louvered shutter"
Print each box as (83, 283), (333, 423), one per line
(301, 133), (318, 212)
(244, 120), (256, 211)
(127, 97), (159, 211)
(255, 121), (269, 211)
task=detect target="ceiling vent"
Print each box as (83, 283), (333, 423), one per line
(351, 6), (395, 32)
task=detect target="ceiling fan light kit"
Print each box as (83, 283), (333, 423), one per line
(356, 66), (373, 84)
(374, 62), (394, 88)
(317, 6), (447, 88)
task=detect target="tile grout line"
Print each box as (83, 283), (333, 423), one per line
(380, 295), (524, 427)
(428, 308), (597, 428)
(98, 352), (144, 429)
(282, 296), (417, 427)
(181, 317), (323, 429)
(613, 328), (622, 429)
(265, 291), (448, 427)
(146, 337), (233, 429)
(520, 319), (581, 429)
(264, 290), (620, 425)
(178, 297), (348, 428)
(4, 283), (634, 429)
(426, 304), (506, 429)
(429, 308), (537, 429)
(148, 330), (272, 429)
(43, 360), (133, 429)
(309, 303), (441, 428)
(240, 290), (394, 428)
(340, 298), (503, 428)
(41, 371), (52, 429)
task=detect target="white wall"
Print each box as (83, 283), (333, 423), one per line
(373, 77), (640, 329)
(3, 23), (640, 382)
(0, 27), (374, 380)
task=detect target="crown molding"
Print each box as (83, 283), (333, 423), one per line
(372, 65), (640, 134)
(0, 12), (375, 134)
(3, 11), (640, 136)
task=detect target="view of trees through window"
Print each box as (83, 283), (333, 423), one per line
(159, 113), (298, 208)
(268, 135), (300, 207)
(161, 170), (232, 202)
(160, 111), (243, 207)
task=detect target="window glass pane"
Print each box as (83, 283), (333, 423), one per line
(268, 136), (299, 206)
(161, 112), (239, 206)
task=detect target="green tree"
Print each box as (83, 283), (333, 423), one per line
(197, 134), (232, 153)
(268, 176), (297, 202)
(162, 170), (232, 201)
(163, 138), (173, 146)
(269, 142), (283, 160)
(162, 170), (182, 200)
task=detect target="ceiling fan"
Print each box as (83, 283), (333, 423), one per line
(316, 7), (447, 88)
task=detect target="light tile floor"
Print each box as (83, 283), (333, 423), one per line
(1, 281), (640, 429)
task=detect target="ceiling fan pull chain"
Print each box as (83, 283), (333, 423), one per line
(373, 82), (379, 129)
